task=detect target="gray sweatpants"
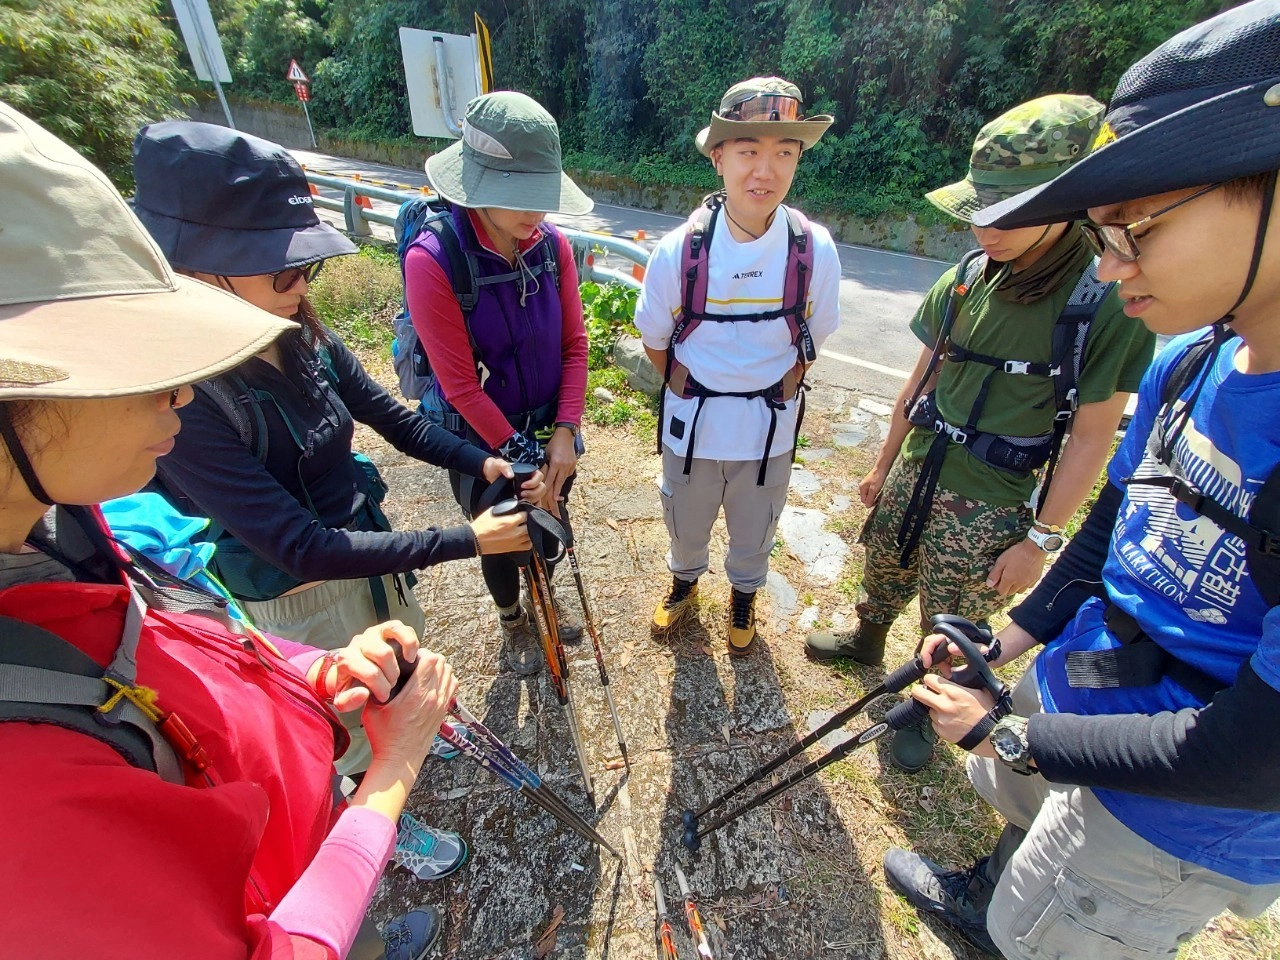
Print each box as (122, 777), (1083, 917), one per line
(659, 448), (792, 591)
(245, 574), (426, 777)
(970, 664), (1280, 959)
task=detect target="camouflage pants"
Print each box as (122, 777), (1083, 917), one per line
(857, 457), (1032, 631)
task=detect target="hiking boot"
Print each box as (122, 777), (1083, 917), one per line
(804, 619), (891, 665)
(550, 585), (584, 645)
(394, 813), (469, 881)
(427, 720), (472, 762)
(380, 904), (442, 960)
(728, 588), (758, 655)
(883, 848), (999, 957)
(652, 577), (699, 634)
(500, 609), (542, 676)
(890, 717), (938, 773)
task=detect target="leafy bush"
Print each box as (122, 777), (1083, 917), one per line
(580, 280), (639, 370)
(309, 245), (401, 351)
(0, 0), (190, 187)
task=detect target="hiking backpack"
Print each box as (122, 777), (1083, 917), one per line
(895, 249), (1116, 566)
(660, 193), (818, 486)
(391, 197), (561, 408)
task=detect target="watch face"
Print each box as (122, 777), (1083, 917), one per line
(1043, 533), (1065, 551)
(992, 727), (1023, 763)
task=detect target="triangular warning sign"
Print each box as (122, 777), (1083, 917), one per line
(286, 59), (309, 83)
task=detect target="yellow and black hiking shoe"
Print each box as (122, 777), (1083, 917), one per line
(727, 588), (757, 655)
(652, 577), (699, 635)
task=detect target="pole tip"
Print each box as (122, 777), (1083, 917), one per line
(681, 809), (698, 831)
(681, 828), (701, 852)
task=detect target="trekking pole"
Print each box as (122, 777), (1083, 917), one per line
(673, 864), (715, 960)
(447, 698), (620, 858)
(521, 543), (597, 806)
(436, 706), (619, 857)
(680, 618), (1006, 852)
(563, 542), (630, 774)
(653, 877), (680, 960)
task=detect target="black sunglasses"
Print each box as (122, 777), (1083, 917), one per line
(271, 260), (325, 293)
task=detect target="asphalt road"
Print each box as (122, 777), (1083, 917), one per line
(292, 148), (952, 403)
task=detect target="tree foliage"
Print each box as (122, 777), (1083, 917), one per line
(0, 0), (190, 186)
(191, 0), (1238, 217)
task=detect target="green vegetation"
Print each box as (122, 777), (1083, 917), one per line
(581, 280), (640, 369)
(190, 0), (1224, 220)
(0, 0), (190, 187)
(309, 243), (401, 353)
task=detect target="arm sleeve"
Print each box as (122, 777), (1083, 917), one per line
(1029, 654), (1280, 811)
(805, 229), (842, 351)
(326, 336), (488, 477)
(634, 230), (683, 352)
(1009, 480), (1122, 643)
(157, 396), (476, 581)
(554, 232), (589, 426)
(908, 268), (958, 348)
(404, 245), (516, 448)
(269, 806), (397, 957)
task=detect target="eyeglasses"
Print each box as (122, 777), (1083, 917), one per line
(271, 260), (324, 293)
(723, 93), (802, 123)
(1080, 182), (1223, 263)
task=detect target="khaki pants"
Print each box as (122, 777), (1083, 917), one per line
(659, 448), (792, 592)
(969, 664), (1280, 959)
(245, 574), (426, 776)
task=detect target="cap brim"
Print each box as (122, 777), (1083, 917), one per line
(133, 207), (358, 276)
(0, 276), (293, 400)
(696, 114), (834, 156)
(425, 143), (594, 216)
(974, 79), (1280, 229)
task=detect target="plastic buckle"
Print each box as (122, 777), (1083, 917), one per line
(1003, 360), (1031, 375)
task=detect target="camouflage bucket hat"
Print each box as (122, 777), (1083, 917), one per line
(926, 94), (1105, 223)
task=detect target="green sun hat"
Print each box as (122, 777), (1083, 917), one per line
(425, 91), (593, 216)
(696, 76), (834, 157)
(926, 94), (1105, 223)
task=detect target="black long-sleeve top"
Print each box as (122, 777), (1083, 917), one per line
(156, 331), (486, 583)
(1007, 481), (1280, 811)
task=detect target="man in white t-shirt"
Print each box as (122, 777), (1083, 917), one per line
(635, 76), (842, 654)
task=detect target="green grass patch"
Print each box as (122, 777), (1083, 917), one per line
(309, 244), (400, 355)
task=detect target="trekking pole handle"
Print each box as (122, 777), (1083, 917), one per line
(349, 639), (417, 706)
(882, 617), (1004, 731)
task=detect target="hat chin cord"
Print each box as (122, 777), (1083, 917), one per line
(1215, 169), (1278, 330)
(0, 404), (54, 507)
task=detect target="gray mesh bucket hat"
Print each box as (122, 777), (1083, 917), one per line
(425, 92), (593, 216)
(976, 0), (1280, 229)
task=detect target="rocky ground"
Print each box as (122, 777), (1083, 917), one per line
(349, 349), (1276, 960)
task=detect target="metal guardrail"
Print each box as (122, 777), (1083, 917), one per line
(302, 168), (651, 289)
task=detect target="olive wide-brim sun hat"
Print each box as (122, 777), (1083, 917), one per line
(132, 121), (358, 277)
(695, 77), (834, 157)
(426, 92), (594, 216)
(975, 0), (1280, 229)
(926, 94), (1105, 223)
(0, 102), (292, 401)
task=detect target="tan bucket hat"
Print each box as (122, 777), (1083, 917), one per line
(0, 102), (292, 400)
(696, 77), (834, 157)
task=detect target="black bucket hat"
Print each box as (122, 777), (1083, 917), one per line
(131, 121), (357, 276)
(975, 0), (1280, 229)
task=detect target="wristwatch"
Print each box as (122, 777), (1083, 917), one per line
(553, 421), (579, 438)
(1026, 525), (1067, 553)
(989, 714), (1036, 775)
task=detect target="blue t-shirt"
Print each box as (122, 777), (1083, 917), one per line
(1038, 332), (1280, 884)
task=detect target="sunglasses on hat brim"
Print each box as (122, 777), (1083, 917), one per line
(722, 93), (803, 123)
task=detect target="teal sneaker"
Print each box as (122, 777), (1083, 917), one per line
(394, 814), (469, 881)
(427, 720), (472, 761)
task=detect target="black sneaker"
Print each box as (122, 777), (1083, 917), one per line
(380, 904), (442, 960)
(883, 848), (1000, 957)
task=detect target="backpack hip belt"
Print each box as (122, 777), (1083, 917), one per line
(659, 196), (817, 486)
(894, 249), (1114, 568)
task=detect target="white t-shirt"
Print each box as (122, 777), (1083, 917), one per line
(634, 206), (842, 462)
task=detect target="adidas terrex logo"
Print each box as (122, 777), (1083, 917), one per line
(288, 195), (313, 205)
(732, 270), (763, 279)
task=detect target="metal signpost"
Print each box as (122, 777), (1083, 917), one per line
(287, 60), (318, 148)
(170, 0), (235, 129)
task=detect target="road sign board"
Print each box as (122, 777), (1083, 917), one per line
(171, 0), (232, 84)
(286, 59), (309, 83)
(474, 14), (493, 93)
(399, 28), (483, 139)
(293, 81), (310, 102)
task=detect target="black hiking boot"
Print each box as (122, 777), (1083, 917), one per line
(883, 848), (1000, 956)
(804, 618), (891, 665)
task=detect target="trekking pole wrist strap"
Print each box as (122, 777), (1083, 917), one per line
(956, 687), (1014, 751)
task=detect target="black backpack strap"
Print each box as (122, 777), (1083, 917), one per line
(0, 591), (184, 784)
(197, 375), (268, 464)
(426, 213), (480, 315)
